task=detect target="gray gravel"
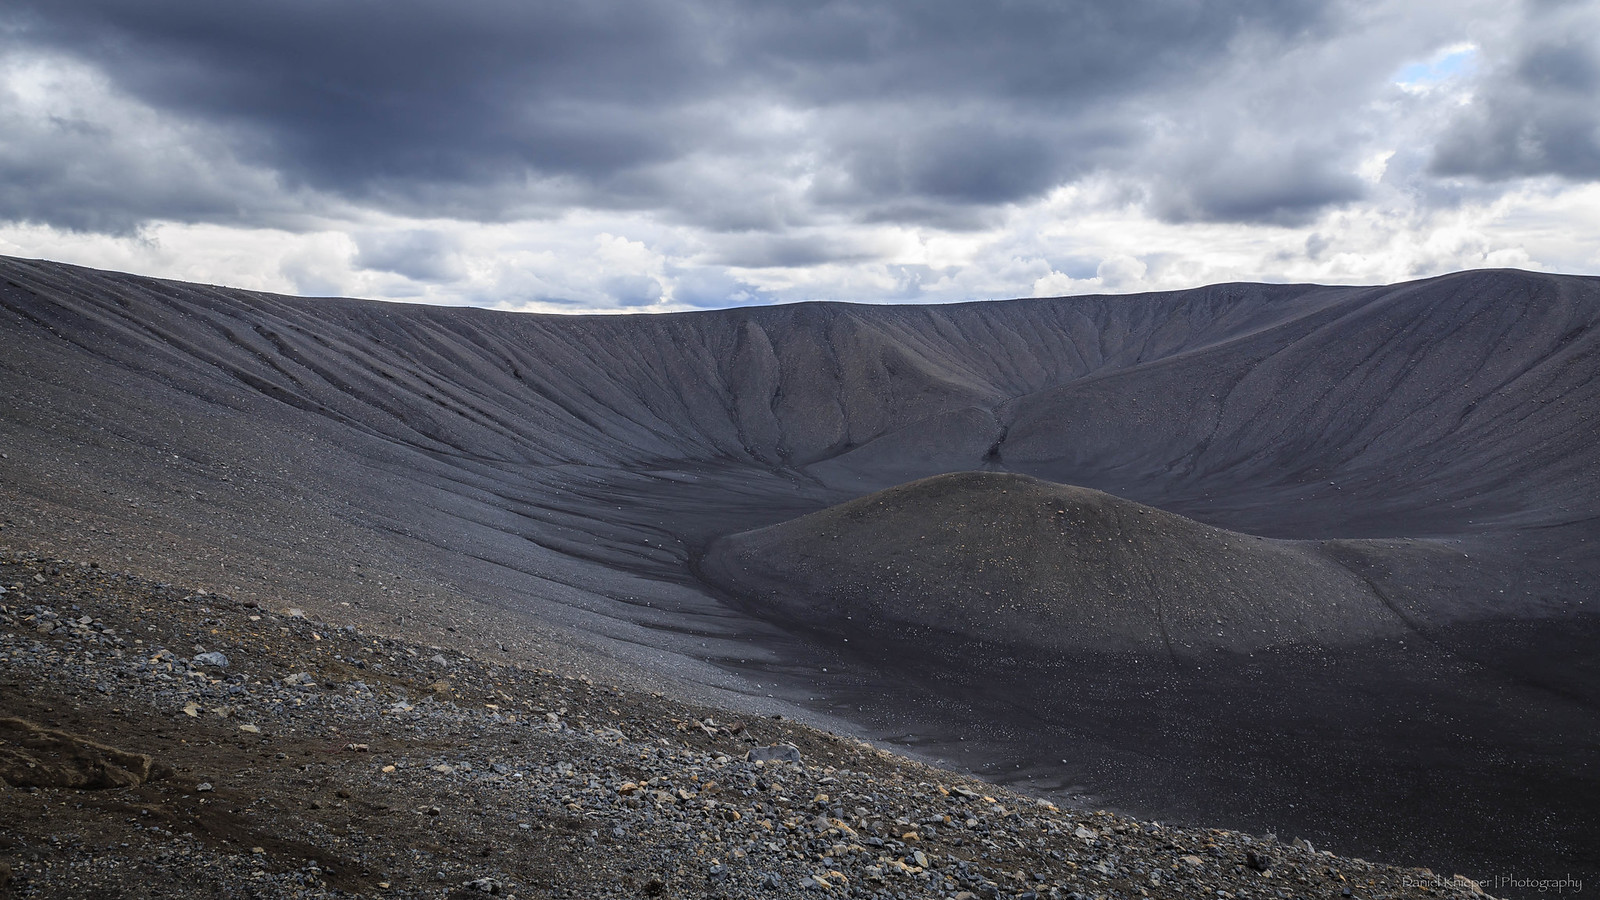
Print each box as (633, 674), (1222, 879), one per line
(0, 546), (1500, 900)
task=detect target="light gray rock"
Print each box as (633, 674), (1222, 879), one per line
(746, 744), (802, 764)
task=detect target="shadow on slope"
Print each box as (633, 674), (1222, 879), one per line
(701, 472), (1600, 891)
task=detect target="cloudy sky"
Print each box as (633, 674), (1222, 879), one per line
(2, 0), (1598, 312)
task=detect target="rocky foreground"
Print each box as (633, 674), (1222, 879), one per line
(0, 545), (1495, 900)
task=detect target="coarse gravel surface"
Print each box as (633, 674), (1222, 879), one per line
(0, 545), (1498, 900)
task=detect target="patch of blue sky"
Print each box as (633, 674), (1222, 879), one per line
(1394, 43), (1479, 87)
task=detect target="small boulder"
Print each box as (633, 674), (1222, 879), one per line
(747, 744), (803, 764)
(192, 651), (229, 668)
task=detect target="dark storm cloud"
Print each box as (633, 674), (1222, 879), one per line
(1431, 7), (1600, 181)
(733, 1), (1323, 104)
(4, 1), (711, 192)
(711, 233), (883, 269)
(354, 229), (464, 282)
(812, 111), (1133, 221)
(0, 60), (303, 235)
(1151, 143), (1367, 226)
(1, 0), (1351, 242)
(840, 124), (1063, 207)
(0, 136), (242, 235)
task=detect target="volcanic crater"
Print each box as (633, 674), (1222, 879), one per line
(2, 255), (1598, 889)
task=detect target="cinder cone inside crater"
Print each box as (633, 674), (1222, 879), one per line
(700, 471), (1402, 658)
